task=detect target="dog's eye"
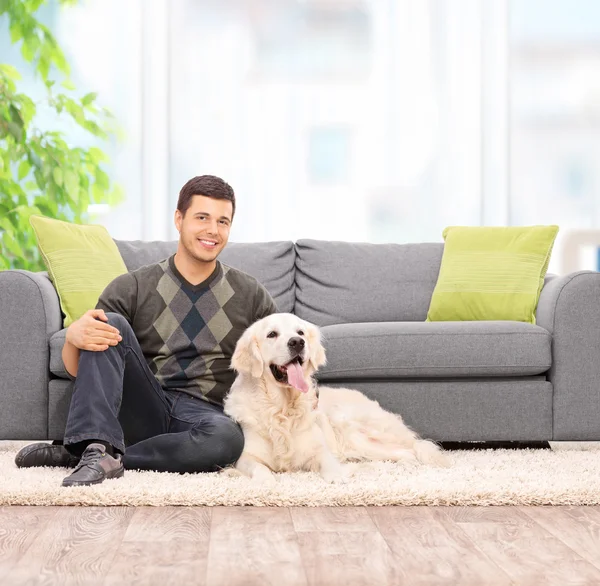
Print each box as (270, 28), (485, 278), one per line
(267, 331), (278, 339)
(297, 330), (304, 336)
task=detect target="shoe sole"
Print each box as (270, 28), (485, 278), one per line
(62, 465), (125, 487)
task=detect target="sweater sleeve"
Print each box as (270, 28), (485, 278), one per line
(253, 282), (279, 322)
(95, 272), (138, 323)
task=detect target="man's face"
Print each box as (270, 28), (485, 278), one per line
(175, 195), (233, 263)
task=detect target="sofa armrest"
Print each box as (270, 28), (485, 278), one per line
(0, 270), (63, 439)
(536, 271), (600, 440)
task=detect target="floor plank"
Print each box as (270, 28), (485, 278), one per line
(104, 540), (210, 586)
(122, 506), (211, 542)
(0, 506), (59, 582)
(290, 506), (376, 532)
(206, 507), (307, 586)
(3, 505), (600, 585)
(2, 506), (134, 586)
(291, 506), (395, 586)
(433, 506), (600, 585)
(370, 507), (512, 585)
(104, 507), (212, 586)
(296, 530), (397, 586)
(520, 506), (600, 572)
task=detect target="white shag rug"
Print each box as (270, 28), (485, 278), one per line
(1, 441), (600, 507)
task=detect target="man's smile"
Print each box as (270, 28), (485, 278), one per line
(197, 238), (218, 249)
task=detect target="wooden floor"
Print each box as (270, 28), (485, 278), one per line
(1, 505), (600, 585)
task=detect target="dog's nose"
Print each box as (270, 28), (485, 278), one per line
(288, 337), (305, 353)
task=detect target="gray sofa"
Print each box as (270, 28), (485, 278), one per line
(2, 239), (600, 443)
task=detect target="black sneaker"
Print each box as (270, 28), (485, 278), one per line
(62, 443), (124, 487)
(15, 442), (79, 469)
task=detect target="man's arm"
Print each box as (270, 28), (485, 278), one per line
(253, 282), (278, 322)
(62, 339), (79, 378)
(62, 272), (136, 377)
(62, 309), (123, 377)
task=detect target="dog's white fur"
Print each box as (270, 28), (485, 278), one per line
(223, 313), (450, 484)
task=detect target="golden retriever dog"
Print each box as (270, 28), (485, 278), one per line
(223, 313), (450, 484)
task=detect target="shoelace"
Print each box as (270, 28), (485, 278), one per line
(72, 448), (104, 472)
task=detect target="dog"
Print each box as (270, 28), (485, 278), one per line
(223, 313), (450, 484)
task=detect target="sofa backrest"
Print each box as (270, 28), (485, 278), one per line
(114, 238), (446, 325)
(294, 240), (444, 326)
(114, 240), (296, 313)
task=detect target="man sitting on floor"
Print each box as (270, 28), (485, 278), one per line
(15, 175), (277, 487)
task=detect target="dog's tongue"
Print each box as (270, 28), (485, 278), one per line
(286, 361), (308, 393)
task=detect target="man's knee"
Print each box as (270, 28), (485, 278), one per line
(190, 418), (245, 470)
(104, 312), (134, 337)
(216, 419), (245, 465)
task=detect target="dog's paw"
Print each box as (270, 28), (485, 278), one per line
(252, 468), (277, 486)
(220, 466), (242, 478)
(322, 473), (348, 484)
(321, 466), (350, 484)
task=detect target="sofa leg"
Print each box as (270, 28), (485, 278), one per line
(440, 441), (551, 450)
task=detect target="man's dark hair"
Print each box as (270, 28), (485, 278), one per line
(177, 175), (236, 219)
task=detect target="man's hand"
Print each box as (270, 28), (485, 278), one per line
(65, 309), (123, 351)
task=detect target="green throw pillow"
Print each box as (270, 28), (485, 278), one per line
(30, 215), (128, 327)
(426, 225), (559, 323)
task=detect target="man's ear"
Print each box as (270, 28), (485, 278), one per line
(231, 332), (264, 378)
(307, 326), (327, 371)
(174, 209), (182, 233)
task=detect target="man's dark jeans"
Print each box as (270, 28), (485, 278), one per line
(63, 312), (244, 473)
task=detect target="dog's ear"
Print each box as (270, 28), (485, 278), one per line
(307, 325), (327, 371)
(231, 331), (264, 378)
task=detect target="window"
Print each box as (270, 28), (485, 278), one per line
(510, 0), (600, 230)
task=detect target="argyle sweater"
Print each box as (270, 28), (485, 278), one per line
(96, 255), (278, 405)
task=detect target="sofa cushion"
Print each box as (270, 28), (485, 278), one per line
(49, 329), (73, 380)
(426, 225), (559, 324)
(316, 321), (552, 380)
(114, 239), (295, 313)
(30, 215), (128, 327)
(51, 320), (552, 381)
(294, 240), (444, 326)
(115, 239), (178, 270)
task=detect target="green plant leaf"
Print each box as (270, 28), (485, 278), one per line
(95, 168), (109, 190)
(88, 146), (108, 164)
(108, 183), (124, 206)
(18, 159), (30, 180)
(22, 36), (39, 62)
(52, 166), (63, 186)
(82, 119), (105, 137)
(34, 197), (58, 217)
(38, 54), (50, 81)
(64, 169), (79, 201)
(81, 92), (97, 106)
(7, 121), (23, 142)
(13, 204), (42, 231)
(27, 0), (45, 12)
(19, 96), (36, 123)
(0, 216), (14, 233)
(7, 105), (24, 142)
(9, 21), (23, 43)
(1, 0), (121, 270)
(2, 231), (24, 258)
(0, 65), (21, 80)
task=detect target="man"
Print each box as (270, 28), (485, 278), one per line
(15, 175), (278, 486)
